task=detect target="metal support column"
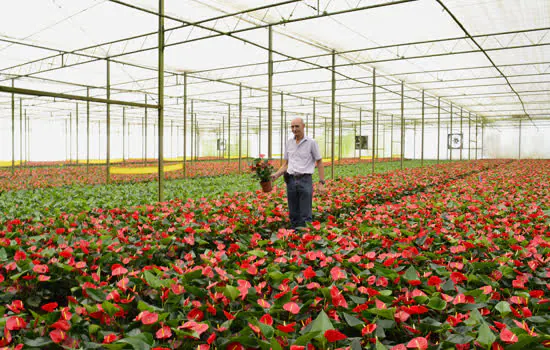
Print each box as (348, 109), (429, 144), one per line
(183, 72), (187, 176)
(19, 98), (23, 167)
(106, 59), (111, 184)
(372, 69), (376, 174)
(11, 80), (14, 174)
(123, 107), (126, 162)
(313, 97), (316, 139)
(421, 90), (425, 167)
(87, 88), (90, 170)
(145, 95), (148, 164)
(267, 26), (273, 159)
(475, 114), (479, 160)
(401, 82), (405, 170)
(76, 103), (79, 164)
(338, 104), (342, 161)
(468, 112), (471, 160)
(518, 119), (522, 160)
(157, 0), (165, 202)
(258, 109), (262, 155)
(238, 84), (242, 173)
(449, 104), (453, 161)
(390, 114), (394, 159)
(331, 51), (336, 178)
(226, 103), (230, 161)
(437, 97), (441, 164)
(460, 108), (463, 160)
(359, 108), (362, 160)
(280, 92), (284, 164)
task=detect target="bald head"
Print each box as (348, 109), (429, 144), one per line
(290, 117), (305, 141)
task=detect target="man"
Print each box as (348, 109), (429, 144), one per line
(272, 117), (325, 229)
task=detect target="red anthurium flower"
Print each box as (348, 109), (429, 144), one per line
(41, 302), (58, 312)
(188, 308), (204, 321)
(290, 346), (305, 350)
(330, 266), (346, 281)
(500, 328), (518, 344)
(49, 329), (67, 344)
(135, 310), (158, 325)
(7, 300), (24, 313)
(303, 266), (316, 279)
(276, 322), (296, 333)
(33, 264), (49, 274)
(50, 319), (71, 331)
(324, 329), (347, 342)
(260, 314), (273, 326)
(6, 316), (27, 331)
(237, 280), (251, 300)
(283, 302), (300, 315)
(156, 326), (172, 339)
(103, 334), (118, 344)
(427, 276), (442, 286)
(38, 275), (51, 282)
(450, 272), (468, 284)
(394, 310), (410, 323)
(361, 323), (377, 335)
(226, 343), (244, 350)
(257, 299), (271, 308)
(406, 336), (428, 349)
(390, 345), (407, 350)
(14, 251), (27, 261)
(492, 343), (505, 350)
(170, 283), (185, 295)
(111, 264), (128, 276)
(529, 290), (544, 298)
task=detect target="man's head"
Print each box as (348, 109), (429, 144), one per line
(290, 117), (305, 140)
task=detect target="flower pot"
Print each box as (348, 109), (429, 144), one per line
(260, 180), (273, 193)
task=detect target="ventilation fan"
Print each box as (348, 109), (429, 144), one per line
(447, 133), (463, 149)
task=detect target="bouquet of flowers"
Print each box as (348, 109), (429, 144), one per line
(249, 154), (274, 183)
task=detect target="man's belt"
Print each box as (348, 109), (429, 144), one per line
(289, 173), (311, 179)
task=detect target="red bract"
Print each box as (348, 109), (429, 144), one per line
(259, 314), (273, 326)
(156, 325), (172, 339)
(499, 328), (518, 344)
(111, 264), (128, 276)
(14, 251), (26, 261)
(276, 322), (296, 333)
(406, 337), (428, 349)
(283, 302), (300, 315)
(103, 333), (118, 344)
(6, 316), (26, 331)
(41, 302), (58, 312)
(33, 264), (49, 274)
(135, 310), (158, 325)
(450, 272), (468, 284)
(324, 329), (347, 342)
(49, 329), (67, 344)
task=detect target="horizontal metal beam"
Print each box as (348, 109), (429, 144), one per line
(0, 85), (158, 109)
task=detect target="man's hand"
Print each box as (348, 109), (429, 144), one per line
(316, 182), (326, 193)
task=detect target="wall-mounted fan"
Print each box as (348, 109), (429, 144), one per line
(447, 133), (463, 149)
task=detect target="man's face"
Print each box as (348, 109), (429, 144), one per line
(291, 119), (304, 139)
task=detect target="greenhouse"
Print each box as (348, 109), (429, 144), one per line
(0, 0), (549, 349)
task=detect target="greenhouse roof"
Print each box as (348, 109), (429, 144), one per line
(1, 0), (549, 129)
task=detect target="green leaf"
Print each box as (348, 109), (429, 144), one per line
(115, 333), (153, 350)
(446, 334), (474, 344)
(248, 249), (267, 258)
(257, 322), (274, 339)
(224, 285), (239, 301)
(494, 301), (511, 316)
(477, 323), (496, 347)
(143, 270), (162, 288)
(270, 337), (283, 350)
(294, 331), (321, 346)
(182, 269), (202, 282)
(375, 339), (388, 350)
(351, 338), (362, 350)
(86, 288), (106, 302)
(24, 337), (53, 347)
(101, 301), (118, 317)
(0, 248), (7, 261)
(343, 312), (364, 327)
(374, 266), (398, 280)
(367, 307), (396, 320)
(403, 265), (419, 281)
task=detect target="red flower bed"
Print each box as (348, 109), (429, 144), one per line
(0, 160), (548, 349)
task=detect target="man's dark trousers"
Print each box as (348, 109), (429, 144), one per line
(286, 174), (313, 229)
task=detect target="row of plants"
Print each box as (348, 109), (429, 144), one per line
(0, 160), (435, 222)
(0, 158), (404, 192)
(2, 160), (546, 349)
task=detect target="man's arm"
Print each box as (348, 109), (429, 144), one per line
(316, 159), (325, 186)
(272, 160), (288, 180)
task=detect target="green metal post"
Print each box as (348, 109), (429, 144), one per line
(390, 114), (394, 159)
(145, 95), (148, 164)
(468, 112), (471, 160)
(338, 104), (342, 161)
(226, 103), (230, 161)
(359, 108), (362, 160)
(518, 119), (522, 160)
(268, 25), (273, 159)
(183, 73), (187, 176)
(19, 98), (23, 167)
(106, 59), (111, 184)
(331, 51), (336, 179)
(400, 82), (404, 170)
(437, 97), (441, 164)
(76, 103), (79, 164)
(460, 107), (463, 161)
(280, 92), (284, 164)
(421, 90), (424, 167)
(372, 69), (376, 174)
(239, 84), (242, 173)
(11, 80), (14, 174)
(158, 0), (165, 202)
(258, 108), (261, 155)
(449, 104), (453, 161)
(123, 107), (126, 163)
(87, 88), (90, 170)
(313, 97), (316, 139)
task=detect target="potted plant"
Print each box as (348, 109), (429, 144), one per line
(249, 154), (275, 192)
